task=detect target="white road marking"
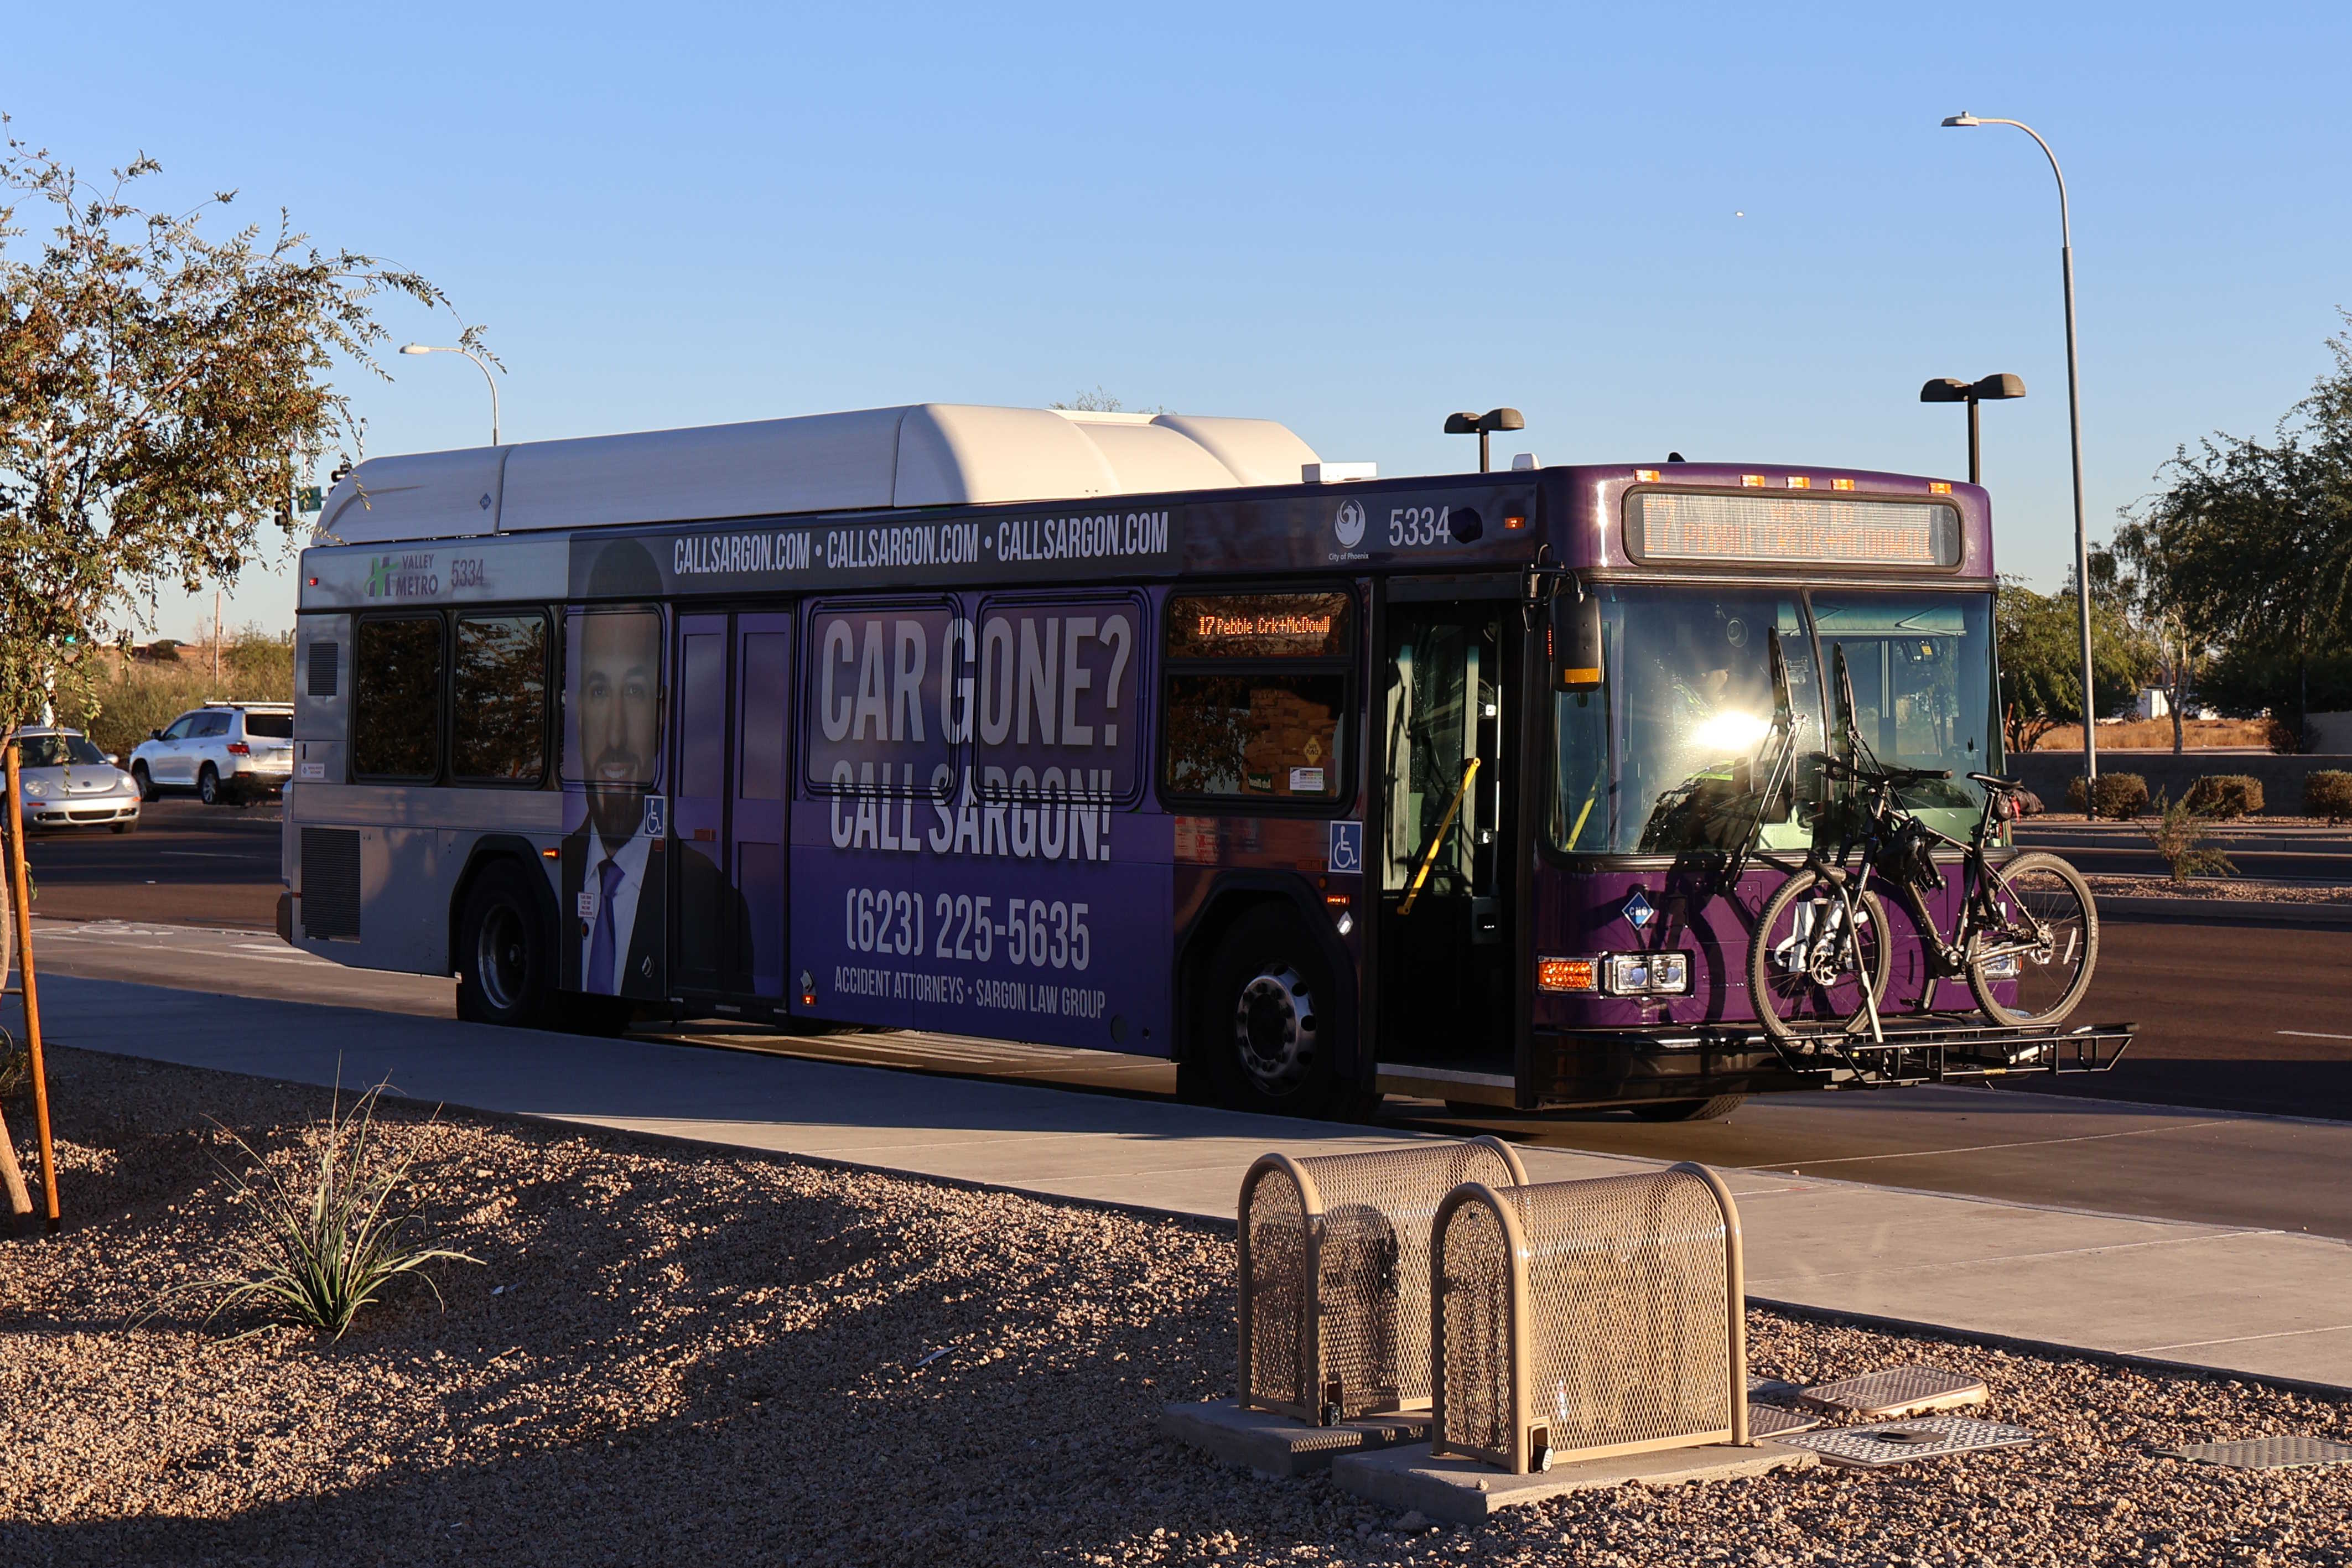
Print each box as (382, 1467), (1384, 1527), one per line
(2280, 1030), (2352, 1042)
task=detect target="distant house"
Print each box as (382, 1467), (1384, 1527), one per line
(2133, 687), (2171, 722)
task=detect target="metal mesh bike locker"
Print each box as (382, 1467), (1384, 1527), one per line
(1430, 1161), (1748, 1474)
(1238, 1137), (1530, 1425)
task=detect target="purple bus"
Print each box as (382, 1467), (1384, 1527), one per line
(282, 403), (2127, 1122)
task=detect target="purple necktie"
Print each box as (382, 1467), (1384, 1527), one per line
(587, 856), (625, 993)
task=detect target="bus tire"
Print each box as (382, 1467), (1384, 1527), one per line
(1627, 1095), (1746, 1122)
(1195, 905), (1365, 1121)
(455, 859), (558, 1029)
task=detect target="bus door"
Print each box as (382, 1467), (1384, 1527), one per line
(1377, 598), (1514, 1065)
(672, 611), (793, 1000)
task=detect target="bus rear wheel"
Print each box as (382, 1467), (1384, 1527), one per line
(1195, 905), (1369, 1122)
(1627, 1095), (1747, 1122)
(456, 860), (558, 1029)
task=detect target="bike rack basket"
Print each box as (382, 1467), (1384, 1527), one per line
(1238, 1136), (1529, 1424)
(1431, 1162), (1748, 1474)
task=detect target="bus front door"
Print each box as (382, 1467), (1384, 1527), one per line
(672, 611), (792, 1003)
(1377, 601), (1513, 1067)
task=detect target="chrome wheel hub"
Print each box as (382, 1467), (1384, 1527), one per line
(475, 905), (528, 1013)
(1233, 963), (1317, 1095)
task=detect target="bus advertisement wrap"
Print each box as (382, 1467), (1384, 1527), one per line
(788, 592), (1171, 1051)
(572, 508), (1179, 598)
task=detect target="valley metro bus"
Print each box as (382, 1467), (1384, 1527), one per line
(279, 402), (2129, 1121)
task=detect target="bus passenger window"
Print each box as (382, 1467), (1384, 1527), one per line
(450, 613), (549, 783)
(352, 615), (444, 780)
(1163, 674), (1346, 800)
(1160, 590), (1353, 806)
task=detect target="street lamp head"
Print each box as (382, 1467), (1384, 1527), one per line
(399, 343), (434, 356)
(1941, 113), (1982, 128)
(1920, 377), (1972, 404)
(1971, 372), (2027, 401)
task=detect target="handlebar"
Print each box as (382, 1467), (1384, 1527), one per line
(1818, 756), (1952, 786)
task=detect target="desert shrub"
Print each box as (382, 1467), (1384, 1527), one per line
(2308, 770), (2352, 824)
(2064, 772), (2149, 819)
(2142, 793), (2237, 884)
(57, 634), (293, 761)
(2184, 775), (2265, 819)
(138, 1081), (479, 1339)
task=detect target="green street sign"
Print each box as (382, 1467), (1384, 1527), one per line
(297, 486), (324, 514)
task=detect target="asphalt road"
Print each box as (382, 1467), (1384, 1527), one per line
(20, 796), (281, 928)
(14, 801), (2352, 1226)
(23, 917), (2352, 1246)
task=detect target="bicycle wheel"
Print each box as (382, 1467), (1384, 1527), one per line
(1966, 850), (2098, 1027)
(1747, 870), (1892, 1043)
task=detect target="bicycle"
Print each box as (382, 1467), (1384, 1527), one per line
(1744, 652), (2100, 1043)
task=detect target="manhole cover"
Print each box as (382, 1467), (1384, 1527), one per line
(1747, 1403), (1821, 1439)
(2157, 1437), (2352, 1471)
(1798, 1363), (1987, 1420)
(1778, 1418), (2035, 1468)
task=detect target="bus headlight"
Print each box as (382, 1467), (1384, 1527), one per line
(1603, 952), (1691, 996)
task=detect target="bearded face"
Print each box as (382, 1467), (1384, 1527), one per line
(579, 609), (662, 852)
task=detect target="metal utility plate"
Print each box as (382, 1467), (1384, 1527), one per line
(1778, 1417), (2035, 1469)
(1798, 1363), (1987, 1420)
(1747, 1403), (1822, 1439)
(2157, 1437), (2352, 1471)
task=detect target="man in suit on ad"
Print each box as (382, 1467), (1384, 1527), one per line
(564, 541), (669, 1000)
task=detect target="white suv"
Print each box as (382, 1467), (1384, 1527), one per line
(130, 703), (295, 806)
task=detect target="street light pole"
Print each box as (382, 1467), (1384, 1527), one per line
(1921, 374), (2025, 488)
(399, 344), (502, 446)
(1943, 113), (2097, 788)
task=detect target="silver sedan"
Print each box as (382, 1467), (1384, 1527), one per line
(9, 726), (142, 833)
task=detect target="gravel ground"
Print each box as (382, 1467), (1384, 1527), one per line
(4, 1048), (2352, 1566)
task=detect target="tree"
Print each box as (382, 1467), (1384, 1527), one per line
(2116, 313), (2352, 746)
(0, 120), (485, 733)
(1993, 573), (2149, 754)
(1051, 387), (1167, 414)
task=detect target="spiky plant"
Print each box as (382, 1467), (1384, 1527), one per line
(2142, 792), (2237, 885)
(142, 1080), (479, 1339)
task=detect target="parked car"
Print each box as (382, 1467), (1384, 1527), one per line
(128, 702), (295, 806)
(8, 725), (141, 833)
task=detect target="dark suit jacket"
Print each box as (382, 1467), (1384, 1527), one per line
(560, 819), (756, 1000)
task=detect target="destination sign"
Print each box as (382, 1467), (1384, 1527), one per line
(1627, 491), (1961, 569)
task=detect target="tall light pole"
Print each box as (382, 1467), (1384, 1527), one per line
(399, 343), (502, 447)
(1942, 112), (2097, 787)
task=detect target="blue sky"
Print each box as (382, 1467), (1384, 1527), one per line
(8, 2), (2349, 638)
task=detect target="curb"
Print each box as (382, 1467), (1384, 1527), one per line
(2096, 895), (2352, 930)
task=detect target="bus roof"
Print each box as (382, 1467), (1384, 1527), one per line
(316, 403), (1326, 546)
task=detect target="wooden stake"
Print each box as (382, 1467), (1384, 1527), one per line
(2, 743), (60, 1233)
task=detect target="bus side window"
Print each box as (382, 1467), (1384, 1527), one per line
(971, 597), (1144, 804)
(1160, 590), (1352, 807)
(352, 614), (445, 781)
(803, 598), (956, 797)
(450, 612), (550, 785)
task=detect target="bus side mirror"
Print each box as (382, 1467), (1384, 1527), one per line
(1549, 592), (1602, 691)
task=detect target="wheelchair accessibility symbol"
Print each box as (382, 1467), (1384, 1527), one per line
(640, 795), (667, 838)
(1327, 819), (1362, 874)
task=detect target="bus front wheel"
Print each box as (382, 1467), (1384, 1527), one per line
(1195, 906), (1370, 1122)
(456, 860), (558, 1029)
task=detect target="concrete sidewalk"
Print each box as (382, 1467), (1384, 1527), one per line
(20, 972), (2352, 1393)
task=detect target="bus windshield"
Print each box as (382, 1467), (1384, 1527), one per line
(1551, 585), (1997, 855)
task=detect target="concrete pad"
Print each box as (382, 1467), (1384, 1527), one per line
(1332, 1441), (1816, 1523)
(1158, 1400), (1430, 1477)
